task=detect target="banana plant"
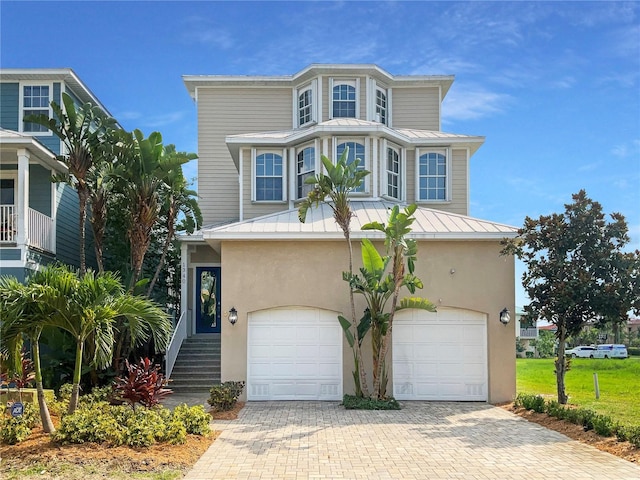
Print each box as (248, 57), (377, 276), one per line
(345, 204), (436, 399)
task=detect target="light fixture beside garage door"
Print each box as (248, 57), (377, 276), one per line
(228, 307), (238, 325)
(499, 308), (511, 325)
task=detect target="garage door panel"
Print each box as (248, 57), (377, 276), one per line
(393, 308), (487, 401)
(248, 308), (343, 401)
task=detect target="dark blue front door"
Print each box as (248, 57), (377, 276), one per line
(196, 266), (221, 333)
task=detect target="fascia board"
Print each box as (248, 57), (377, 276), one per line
(0, 137), (67, 172)
(203, 231), (517, 241)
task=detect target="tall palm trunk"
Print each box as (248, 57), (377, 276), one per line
(77, 186), (89, 276)
(68, 338), (84, 414)
(32, 335), (55, 433)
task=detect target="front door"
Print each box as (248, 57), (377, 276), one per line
(196, 266), (221, 333)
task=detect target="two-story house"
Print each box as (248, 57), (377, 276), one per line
(173, 64), (517, 403)
(0, 69), (109, 281)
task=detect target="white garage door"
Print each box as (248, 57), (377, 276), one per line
(247, 307), (343, 401)
(393, 308), (487, 401)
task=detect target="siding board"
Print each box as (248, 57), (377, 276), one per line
(392, 87), (440, 130)
(0, 83), (19, 131)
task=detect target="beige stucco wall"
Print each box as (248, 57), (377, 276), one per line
(213, 239), (515, 404)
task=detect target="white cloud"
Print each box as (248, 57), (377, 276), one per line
(611, 140), (640, 158)
(181, 16), (234, 49)
(442, 84), (511, 122)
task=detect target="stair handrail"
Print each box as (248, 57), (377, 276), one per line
(165, 309), (190, 378)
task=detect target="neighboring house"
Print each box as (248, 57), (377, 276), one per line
(515, 309), (538, 357)
(0, 69), (110, 281)
(173, 64), (517, 403)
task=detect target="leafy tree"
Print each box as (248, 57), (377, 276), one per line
(25, 93), (117, 275)
(350, 204), (435, 399)
(502, 190), (633, 403)
(530, 331), (556, 358)
(147, 152), (201, 297)
(1, 274), (58, 433)
(298, 149), (370, 397)
(2, 265), (172, 414)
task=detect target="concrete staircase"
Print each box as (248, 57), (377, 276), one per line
(168, 334), (220, 393)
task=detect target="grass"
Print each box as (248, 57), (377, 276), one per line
(517, 357), (640, 426)
(2, 463), (183, 480)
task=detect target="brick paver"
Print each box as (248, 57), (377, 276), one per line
(184, 402), (640, 479)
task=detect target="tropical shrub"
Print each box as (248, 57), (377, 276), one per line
(0, 402), (40, 444)
(208, 381), (245, 412)
(113, 358), (172, 409)
(342, 394), (400, 410)
(173, 404), (211, 435)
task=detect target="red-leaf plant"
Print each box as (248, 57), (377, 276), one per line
(113, 358), (173, 409)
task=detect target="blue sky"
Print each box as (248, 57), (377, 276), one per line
(2, 1), (639, 307)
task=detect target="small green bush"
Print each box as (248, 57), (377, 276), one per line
(342, 394), (401, 410)
(514, 393), (545, 413)
(616, 425), (640, 448)
(0, 415), (33, 444)
(545, 400), (565, 419)
(173, 404), (211, 435)
(208, 381), (245, 412)
(592, 414), (616, 437)
(54, 402), (124, 445)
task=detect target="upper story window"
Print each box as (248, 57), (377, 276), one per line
(22, 85), (51, 133)
(418, 151), (447, 201)
(332, 81), (357, 118)
(298, 88), (313, 126)
(375, 88), (387, 125)
(336, 140), (366, 193)
(255, 152), (284, 202)
(297, 146), (315, 199)
(386, 147), (401, 200)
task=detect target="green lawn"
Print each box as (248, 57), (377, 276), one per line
(516, 357), (640, 426)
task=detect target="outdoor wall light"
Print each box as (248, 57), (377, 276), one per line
(499, 308), (511, 326)
(228, 307), (238, 325)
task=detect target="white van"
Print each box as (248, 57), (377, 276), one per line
(594, 344), (628, 359)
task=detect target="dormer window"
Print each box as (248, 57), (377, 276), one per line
(375, 88), (387, 125)
(298, 88), (313, 126)
(21, 84), (52, 134)
(331, 80), (358, 118)
(417, 150), (448, 201)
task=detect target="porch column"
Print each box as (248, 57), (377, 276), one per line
(49, 168), (57, 253)
(16, 149), (29, 246)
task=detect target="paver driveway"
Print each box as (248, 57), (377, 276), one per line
(184, 401), (640, 480)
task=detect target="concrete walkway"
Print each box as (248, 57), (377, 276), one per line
(183, 401), (640, 480)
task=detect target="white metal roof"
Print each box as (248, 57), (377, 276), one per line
(199, 201), (517, 242)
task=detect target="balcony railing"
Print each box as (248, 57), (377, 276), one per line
(520, 327), (538, 339)
(0, 205), (15, 242)
(0, 205), (54, 252)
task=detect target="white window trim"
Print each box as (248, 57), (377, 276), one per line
(329, 78), (360, 119)
(415, 147), (451, 203)
(251, 148), (287, 203)
(19, 81), (54, 136)
(295, 142), (317, 200)
(294, 79), (318, 128)
(333, 137), (369, 194)
(383, 143), (402, 201)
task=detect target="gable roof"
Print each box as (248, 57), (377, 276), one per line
(197, 201), (517, 243)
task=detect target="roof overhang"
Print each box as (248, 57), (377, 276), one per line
(0, 129), (67, 172)
(0, 68), (114, 117)
(224, 120), (484, 169)
(183, 64), (454, 101)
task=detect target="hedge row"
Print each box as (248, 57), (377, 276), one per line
(514, 393), (640, 447)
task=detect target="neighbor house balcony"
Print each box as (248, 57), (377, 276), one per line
(519, 327), (538, 339)
(0, 204), (54, 252)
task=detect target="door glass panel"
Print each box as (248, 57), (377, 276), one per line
(200, 270), (217, 328)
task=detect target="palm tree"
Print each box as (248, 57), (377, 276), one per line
(26, 93), (117, 275)
(146, 148), (201, 297)
(298, 148), (370, 397)
(0, 274), (57, 433)
(114, 130), (191, 292)
(3, 265), (172, 414)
